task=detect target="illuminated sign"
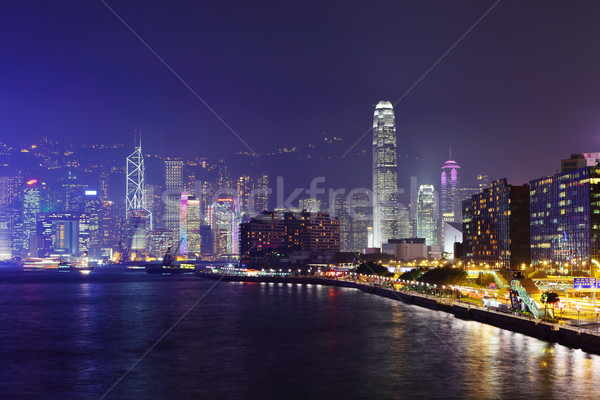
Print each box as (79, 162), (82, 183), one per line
(26, 179), (38, 185)
(574, 278), (596, 289)
(85, 190), (97, 196)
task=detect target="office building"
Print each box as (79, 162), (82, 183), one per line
(240, 211), (339, 263)
(530, 165), (600, 273)
(441, 155), (460, 224)
(462, 179), (530, 268)
(416, 185), (439, 247)
(165, 159), (184, 239)
(372, 101), (399, 247)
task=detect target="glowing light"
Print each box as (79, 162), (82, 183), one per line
(26, 179), (37, 185)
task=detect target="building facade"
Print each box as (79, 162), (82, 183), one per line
(462, 179), (530, 268)
(441, 157), (460, 223)
(165, 160), (184, 241)
(530, 166), (600, 273)
(240, 211), (340, 263)
(372, 101), (399, 248)
(416, 185), (439, 246)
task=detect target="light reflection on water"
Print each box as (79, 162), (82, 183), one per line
(0, 271), (599, 399)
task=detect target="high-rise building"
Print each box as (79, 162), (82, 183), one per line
(333, 194), (351, 251)
(165, 160), (184, 190)
(237, 175), (253, 217)
(165, 159), (184, 242)
(82, 190), (102, 257)
(22, 179), (41, 256)
(126, 132), (152, 251)
(37, 212), (80, 256)
(253, 173), (270, 215)
(372, 101), (399, 248)
(178, 193), (201, 258)
(0, 205), (12, 260)
(187, 196), (201, 257)
(530, 165), (600, 272)
(207, 197), (241, 259)
(179, 192), (189, 255)
(408, 176), (418, 237)
(441, 154), (460, 223)
(462, 179), (530, 268)
(416, 185), (439, 246)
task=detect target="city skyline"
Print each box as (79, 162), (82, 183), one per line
(6, 3), (600, 398)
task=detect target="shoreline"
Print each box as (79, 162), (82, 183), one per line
(195, 271), (600, 355)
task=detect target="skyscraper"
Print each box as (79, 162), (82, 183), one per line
(126, 132), (152, 252)
(165, 160), (184, 242)
(372, 101), (399, 248)
(253, 173), (270, 215)
(462, 179), (530, 268)
(441, 153), (460, 224)
(416, 185), (439, 246)
(22, 180), (41, 256)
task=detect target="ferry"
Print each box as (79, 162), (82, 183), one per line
(23, 258), (60, 271)
(58, 258), (94, 274)
(146, 244), (195, 274)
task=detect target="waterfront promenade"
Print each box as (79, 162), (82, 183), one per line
(196, 270), (600, 355)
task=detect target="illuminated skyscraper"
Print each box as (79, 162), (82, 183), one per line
(186, 196), (201, 257)
(126, 131), (152, 252)
(207, 197), (241, 259)
(165, 160), (183, 241)
(253, 173), (270, 215)
(441, 152), (460, 224)
(165, 160), (184, 190)
(179, 192), (189, 255)
(22, 179), (41, 256)
(237, 175), (253, 217)
(416, 185), (439, 246)
(372, 101), (398, 248)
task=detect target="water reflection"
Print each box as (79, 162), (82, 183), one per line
(1, 273), (600, 398)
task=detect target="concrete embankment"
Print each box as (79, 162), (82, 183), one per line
(358, 284), (600, 355)
(196, 272), (600, 355)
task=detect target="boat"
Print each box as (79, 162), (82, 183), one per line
(146, 241), (195, 274)
(58, 255), (94, 274)
(23, 258), (60, 271)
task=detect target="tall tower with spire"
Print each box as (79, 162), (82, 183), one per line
(125, 130), (152, 253)
(441, 148), (460, 224)
(372, 101), (399, 248)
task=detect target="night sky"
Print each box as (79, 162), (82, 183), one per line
(3, 1), (600, 185)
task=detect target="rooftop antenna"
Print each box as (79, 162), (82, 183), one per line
(133, 129), (142, 149)
(449, 145), (452, 160)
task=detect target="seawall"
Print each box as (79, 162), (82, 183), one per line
(195, 272), (600, 355)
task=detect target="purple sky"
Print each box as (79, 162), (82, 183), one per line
(2, 1), (600, 185)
